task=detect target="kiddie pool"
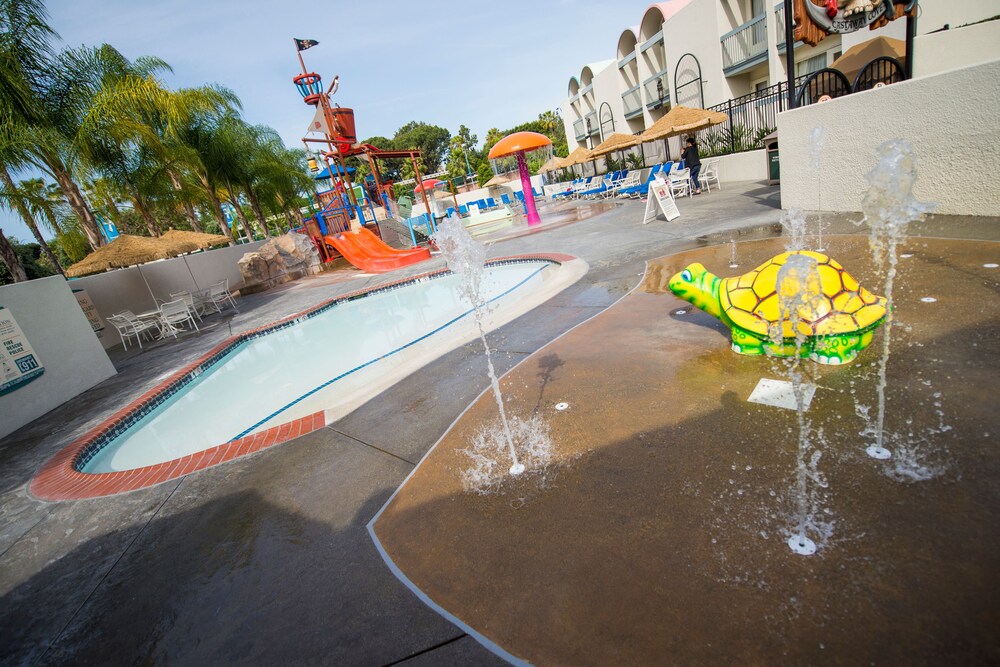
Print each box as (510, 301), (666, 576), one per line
(31, 254), (585, 500)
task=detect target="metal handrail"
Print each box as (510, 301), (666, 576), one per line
(573, 119), (586, 140)
(721, 13), (768, 71)
(617, 51), (637, 68)
(621, 86), (642, 117)
(642, 68), (671, 108)
(639, 29), (663, 52)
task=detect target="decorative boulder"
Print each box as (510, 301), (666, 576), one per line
(238, 232), (322, 294)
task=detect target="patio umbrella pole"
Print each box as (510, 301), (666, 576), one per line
(136, 265), (157, 309)
(182, 255), (201, 292)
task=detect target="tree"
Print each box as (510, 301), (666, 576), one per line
(0, 170), (63, 274)
(0, 236), (56, 284)
(361, 135), (401, 181)
(445, 125), (478, 180)
(0, 228), (27, 282)
(393, 122), (450, 173)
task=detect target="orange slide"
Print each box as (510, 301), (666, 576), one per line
(324, 227), (431, 273)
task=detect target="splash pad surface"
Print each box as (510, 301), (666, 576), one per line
(371, 235), (1000, 665)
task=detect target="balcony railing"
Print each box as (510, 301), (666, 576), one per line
(639, 29), (663, 52)
(584, 111), (599, 136)
(643, 68), (671, 109)
(617, 51), (637, 68)
(573, 118), (586, 141)
(721, 13), (768, 73)
(580, 83), (594, 97)
(775, 3), (786, 47)
(622, 86), (642, 118)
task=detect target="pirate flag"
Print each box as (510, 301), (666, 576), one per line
(295, 38), (319, 51)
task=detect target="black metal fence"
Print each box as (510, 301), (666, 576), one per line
(695, 75), (808, 157)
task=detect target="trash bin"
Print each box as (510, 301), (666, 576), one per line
(764, 130), (779, 185)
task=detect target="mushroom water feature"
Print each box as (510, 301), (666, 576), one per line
(487, 131), (552, 226)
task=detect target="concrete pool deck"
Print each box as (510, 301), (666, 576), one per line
(1, 181), (997, 664)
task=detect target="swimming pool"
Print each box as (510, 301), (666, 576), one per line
(30, 254), (585, 499)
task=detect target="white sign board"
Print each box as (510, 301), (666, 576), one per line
(643, 177), (681, 224)
(73, 288), (104, 334)
(0, 306), (44, 395)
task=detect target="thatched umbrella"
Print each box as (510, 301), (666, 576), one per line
(539, 156), (565, 173)
(159, 229), (231, 252)
(65, 235), (174, 278)
(831, 36), (905, 83)
(484, 173), (514, 187)
(561, 146), (594, 168)
(639, 105), (729, 143)
(589, 132), (643, 157)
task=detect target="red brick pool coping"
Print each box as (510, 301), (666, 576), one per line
(30, 253), (577, 501)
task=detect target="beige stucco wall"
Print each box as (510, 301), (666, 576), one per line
(0, 276), (117, 440)
(913, 20), (1000, 78)
(777, 58), (1000, 215)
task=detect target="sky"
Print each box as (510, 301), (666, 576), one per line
(3, 0), (654, 243)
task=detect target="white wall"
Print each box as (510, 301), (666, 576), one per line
(913, 20), (1000, 78)
(72, 240), (266, 350)
(777, 58), (1000, 215)
(0, 276), (117, 440)
(714, 148), (767, 182)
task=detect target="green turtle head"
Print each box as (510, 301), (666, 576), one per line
(668, 262), (724, 320)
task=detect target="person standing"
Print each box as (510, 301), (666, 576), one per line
(682, 137), (702, 194)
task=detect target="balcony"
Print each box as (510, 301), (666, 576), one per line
(621, 86), (642, 119)
(721, 13), (768, 74)
(580, 83), (594, 97)
(775, 3), (803, 53)
(642, 68), (671, 110)
(617, 51), (637, 69)
(584, 111), (599, 136)
(573, 118), (586, 141)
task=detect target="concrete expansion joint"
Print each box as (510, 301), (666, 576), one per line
(327, 427), (417, 467)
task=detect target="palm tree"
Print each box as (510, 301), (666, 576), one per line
(0, 171), (64, 274)
(0, 228), (27, 282)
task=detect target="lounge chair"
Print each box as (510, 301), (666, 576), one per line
(618, 163), (667, 198)
(500, 193), (513, 206)
(610, 171), (641, 197)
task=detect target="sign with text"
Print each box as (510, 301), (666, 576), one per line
(643, 177), (681, 224)
(73, 288), (105, 335)
(793, 0), (916, 47)
(0, 307), (44, 395)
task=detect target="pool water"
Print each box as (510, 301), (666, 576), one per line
(84, 262), (550, 473)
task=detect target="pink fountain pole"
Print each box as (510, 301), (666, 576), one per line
(516, 151), (541, 226)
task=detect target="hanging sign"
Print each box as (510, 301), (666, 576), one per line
(794, 0), (916, 46)
(0, 307), (44, 395)
(643, 177), (681, 224)
(73, 288), (105, 334)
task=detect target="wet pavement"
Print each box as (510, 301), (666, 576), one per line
(1, 181), (998, 665)
(373, 235), (1000, 665)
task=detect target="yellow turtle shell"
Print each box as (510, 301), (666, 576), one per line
(720, 251), (887, 339)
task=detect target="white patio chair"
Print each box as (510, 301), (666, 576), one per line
(668, 169), (692, 198)
(158, 298), (200, 338)
(107, 313), (160, 351)
(699, 160), (721, 192)
(611, 172), (641, 197)
(169, 291), (204, 321)
(206, 280), (240, 313)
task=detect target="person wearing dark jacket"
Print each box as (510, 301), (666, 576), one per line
(681, 137), (702, 194)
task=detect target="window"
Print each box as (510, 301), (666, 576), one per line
(797, 53), (827, 76)
(751, 0), (765, 16)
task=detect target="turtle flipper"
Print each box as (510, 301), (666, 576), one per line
(809, 331), (875, 365)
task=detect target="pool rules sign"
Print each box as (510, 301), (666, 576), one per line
(643, 177), (681, 224)
(0, 307), (44, 395)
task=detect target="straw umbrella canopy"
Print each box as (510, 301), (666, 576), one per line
(589, 132), (643, 158)
(639, 105), (729, 142)
(831, 36), (905, 83)
(538, 155), (565, 173)
(560, 146), (594, 168)
(159, 229), (231, 252)
(65, 235), (176, 277)
(484, 173), (514, 187)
